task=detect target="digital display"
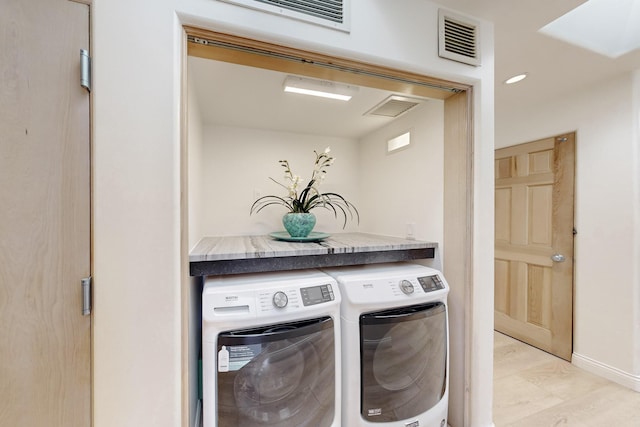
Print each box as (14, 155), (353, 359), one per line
(305, 287), (323, 301)
(418, 275), (445, 292)
(300, 284), (334, 306)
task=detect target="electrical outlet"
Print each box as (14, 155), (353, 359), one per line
(406, 222), (416, 240)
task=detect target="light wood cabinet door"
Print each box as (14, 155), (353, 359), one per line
(0, 0), (91, 425)
(494, 134), (575, 360)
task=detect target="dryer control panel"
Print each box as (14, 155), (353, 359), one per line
(300, 284), (335, 306)
(418, 274), (445, 292)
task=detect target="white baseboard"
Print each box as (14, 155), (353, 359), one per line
(572, 352), (640, 392)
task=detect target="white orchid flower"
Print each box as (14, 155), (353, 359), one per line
(251, 147), (359, 227)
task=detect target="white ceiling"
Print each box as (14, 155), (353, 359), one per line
(188, 57), (420, 139)
(442, 0), (640, 116)
(189, 0), (640, 139)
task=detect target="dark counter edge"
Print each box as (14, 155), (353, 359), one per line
(189, 247), (435, 277)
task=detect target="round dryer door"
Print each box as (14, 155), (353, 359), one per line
(216, 317), (335, 427)
(359, 302), (447, 423)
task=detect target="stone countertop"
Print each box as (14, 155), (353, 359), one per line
(189, 232), (437, 276)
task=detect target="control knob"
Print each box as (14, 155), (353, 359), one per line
(399, 279), (414, 295)
(272, 291), (288, 308)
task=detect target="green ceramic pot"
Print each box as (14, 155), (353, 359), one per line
(282, 212), (316, 238)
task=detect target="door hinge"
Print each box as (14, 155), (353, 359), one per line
(81, 276), (92, 316)
(80, 49), (91, 92)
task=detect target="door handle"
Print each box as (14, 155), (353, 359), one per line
(551, 253), (566, 263)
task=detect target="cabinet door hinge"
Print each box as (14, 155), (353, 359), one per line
(81, 276), (92, 316)
(80, 49), (91, 92)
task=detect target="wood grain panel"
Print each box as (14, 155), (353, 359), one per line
(527, 264), (551, 328)
(529, 149), (553, 174)
(185, 27), (469, 101)
(494, 173), (554, 187)
(495, 188), (512, 242)
(495, 248), (553, 267)
(550, 134), (576, 359)
(494, 312), (552, 349)
(0, 1), (91, 425)
(496, 138), (554, 158)
(514, 153), (529, 178)
(494, 134), (575, 361)
(511, 184), (527, 246)
(442, 89), (472, 427)
(494, 259), (510, 314)
(528, 184), (553, 246)
(510, 261), (528, 322)
(495, 157), (513, 179)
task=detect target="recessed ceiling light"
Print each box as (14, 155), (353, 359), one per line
(283, 76), (358, 101)
(504, 73), (528, 85)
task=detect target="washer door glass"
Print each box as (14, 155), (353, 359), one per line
(360, 302), (447, 422)
(217, 317), (335, 427)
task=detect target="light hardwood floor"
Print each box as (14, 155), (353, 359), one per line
(493, 331), (640, 426)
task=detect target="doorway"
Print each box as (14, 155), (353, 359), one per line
(494, 133), (576, 361)
(181, 28), (474, 427)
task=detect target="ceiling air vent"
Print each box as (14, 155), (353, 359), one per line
(438, 9), (480, 66)
(219, 0), (350, 32)
(365, 95), (425, 118)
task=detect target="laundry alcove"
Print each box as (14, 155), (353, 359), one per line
(182, 27), (473, 427)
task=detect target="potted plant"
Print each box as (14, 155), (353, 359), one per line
(250, 147), (359, 238)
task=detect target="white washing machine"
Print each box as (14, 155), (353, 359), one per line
(323, 262), (449, 427)
(202, 269), (341, 427)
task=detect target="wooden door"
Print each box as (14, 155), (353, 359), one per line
(0, 0), (91, 425)
(494, 134), (575, 360)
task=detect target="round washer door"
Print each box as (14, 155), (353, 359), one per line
(216, 317), (335, 427)
(359, 302), (447, 423)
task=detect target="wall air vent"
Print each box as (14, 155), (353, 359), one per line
(365, 95), (425, 118)
(219, 0), (350, 32)
(438, 9), (481, 66)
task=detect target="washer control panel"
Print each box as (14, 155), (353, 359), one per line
(204, 272), (340, 320)
(418, 274), (445, 292)
(399, 279), (415, 295)
(300, 284), (335, 306)
(272, 291), (289, 308)
(256, 283), (335, 312)
(258, 288), (301, 312)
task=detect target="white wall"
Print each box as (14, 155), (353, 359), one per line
(194, 101), (444, 242)
(92, 3), (182, 427)
(358, 101), (445, 243)
(93, 1), (495, 427)
(199, 126), (361, 237)
(496, 71), (640, 389)
(187, 75), (205, 427)
(188, 76), (205, 249)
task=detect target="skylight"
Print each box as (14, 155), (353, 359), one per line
(539, 0), (640, 58)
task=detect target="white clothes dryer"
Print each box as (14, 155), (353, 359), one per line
(323, 262), (449, 427)
(202, 269), (341, 427)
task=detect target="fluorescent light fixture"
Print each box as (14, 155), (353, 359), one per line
(539, 0), (640, 58)
(283, 76), (358, 101)
(388, 131), (411, 153)
(505, 73), (528, 84)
